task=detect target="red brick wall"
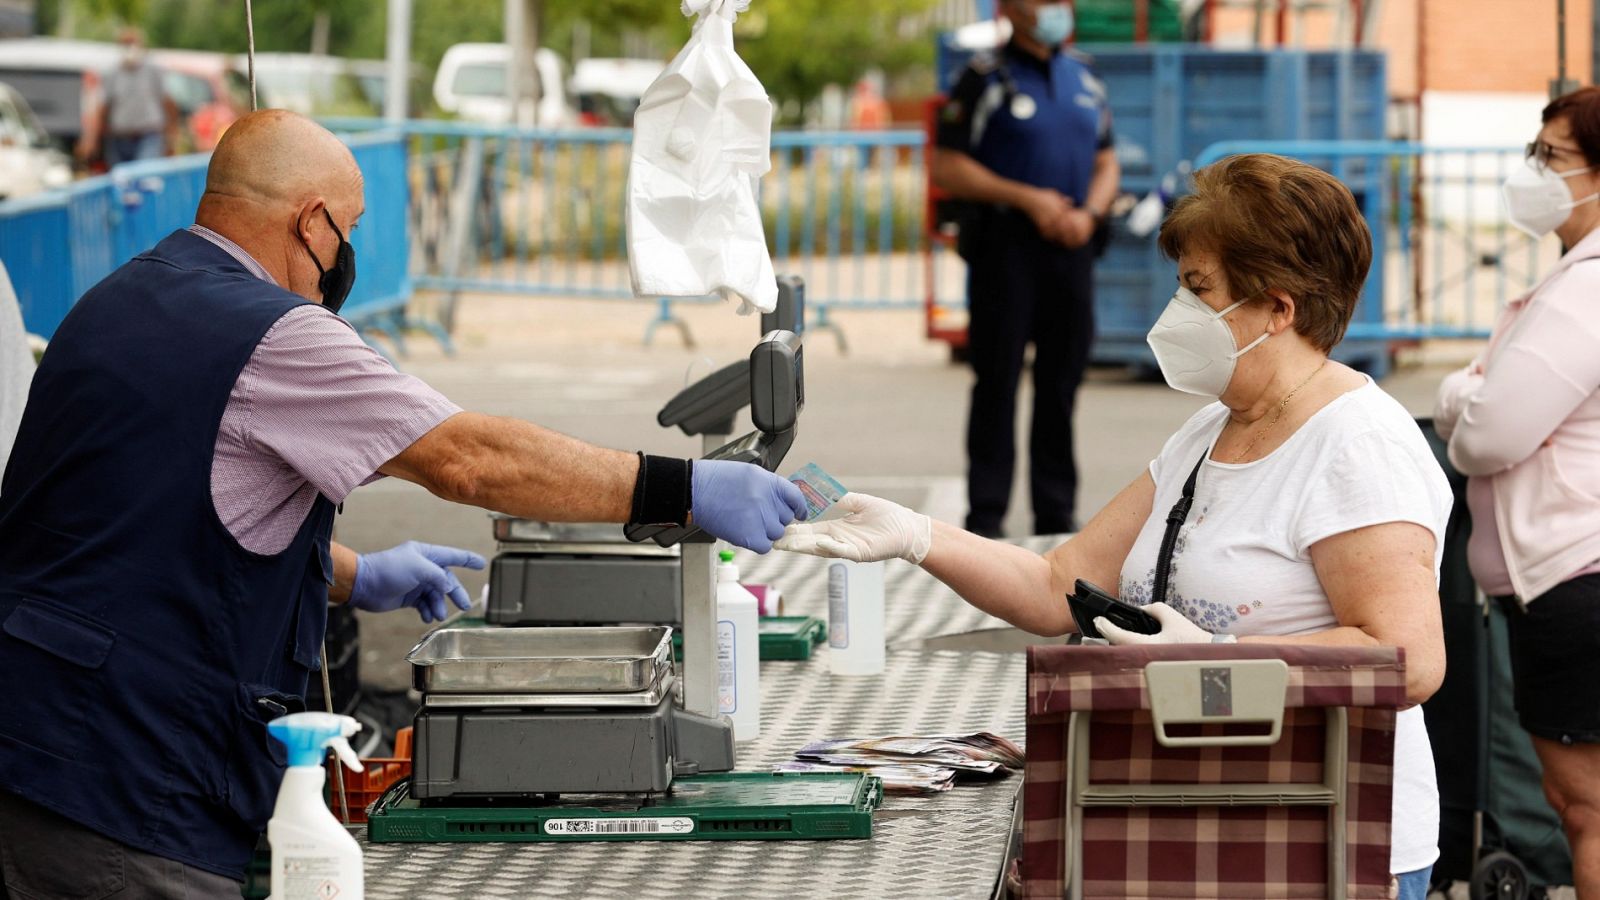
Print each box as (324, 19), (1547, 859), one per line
(1209, 0), (1591, 98)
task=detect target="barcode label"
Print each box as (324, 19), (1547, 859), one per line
(544, 817), (695, 836)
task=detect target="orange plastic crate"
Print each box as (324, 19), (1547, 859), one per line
(325, 727), (412, 824)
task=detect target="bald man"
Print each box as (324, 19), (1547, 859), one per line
(0, 111), (804, 895)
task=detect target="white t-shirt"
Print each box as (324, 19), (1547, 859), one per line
(1117, 377), (1451, 875)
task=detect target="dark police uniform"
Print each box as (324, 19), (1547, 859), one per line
(937, 40), (1113, 535)
(0, 231), (335, 885)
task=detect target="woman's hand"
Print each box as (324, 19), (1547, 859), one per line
(774, 493), (932, 563)
(1096, 602), (1236, 645)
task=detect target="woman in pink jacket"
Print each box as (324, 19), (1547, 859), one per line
(1435, 86), (1600, 895)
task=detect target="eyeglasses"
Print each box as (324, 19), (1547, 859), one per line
(1526, 139), (1584, 168)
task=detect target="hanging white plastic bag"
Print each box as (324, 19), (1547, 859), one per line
(627, 0), (777, 315)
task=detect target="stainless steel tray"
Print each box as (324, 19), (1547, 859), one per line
(408, 626), (673, 694)
(421, 675), (676, 709)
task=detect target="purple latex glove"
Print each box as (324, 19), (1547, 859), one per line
(691, 460), (807, 553)
(348, 541), (486, 624)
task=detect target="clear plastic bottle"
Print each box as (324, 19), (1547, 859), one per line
(266, 712), (364, 900)
(828, 559), (885, 675)
(715, 549), (761, 740)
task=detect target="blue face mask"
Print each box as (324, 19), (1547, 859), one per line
(1031, 3), (1075, 46)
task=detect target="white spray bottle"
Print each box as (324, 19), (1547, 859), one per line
(266, 711), (364, 900)
(715, 549), (761, 740)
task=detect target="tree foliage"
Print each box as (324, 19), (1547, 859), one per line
(50, 0), (938, 117)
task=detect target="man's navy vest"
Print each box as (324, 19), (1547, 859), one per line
(0, 230), (335, 880)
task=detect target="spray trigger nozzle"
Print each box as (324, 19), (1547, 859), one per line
(267, 711), (364, 770)
(330, 735), (361, 773)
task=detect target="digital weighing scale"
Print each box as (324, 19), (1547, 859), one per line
(377, 278), (861, 842)
(480, 276), (807, 631)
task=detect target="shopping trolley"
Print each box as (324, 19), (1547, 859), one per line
(1019, 643), (1406, 899)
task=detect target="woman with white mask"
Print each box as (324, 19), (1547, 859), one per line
(778, 153), (1451, 899)
(1435, 87), (1600, 897)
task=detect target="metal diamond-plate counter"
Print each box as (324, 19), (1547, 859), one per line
(737, 535), (1065, 644)
(363, 649), (1027, 898)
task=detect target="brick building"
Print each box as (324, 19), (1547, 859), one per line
(1210, 0), (1589, 142)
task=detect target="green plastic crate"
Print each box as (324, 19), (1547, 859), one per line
(673, 615), (826, 662)
(367, 772), (883, 843)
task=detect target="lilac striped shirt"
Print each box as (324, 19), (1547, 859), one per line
(190, 225), (462, 554)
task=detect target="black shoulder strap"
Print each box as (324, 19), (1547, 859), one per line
(1151, 448), (1207, 607)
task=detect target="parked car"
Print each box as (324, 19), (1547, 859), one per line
(0, 38), (121, 157)
(570, 57), (663, 127)
(433, 43), (571, 126)
(0, 37), (244, 164)
(0, 80), (71, 199)
(347, 58), (431, 118)
(150, 48), (251, 151)
(236, 52), (378, 118)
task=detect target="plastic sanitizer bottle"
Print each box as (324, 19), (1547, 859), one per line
(266, 712), (364, 900)
(716, 549), (761, 740)
(828, 560), (886, 675)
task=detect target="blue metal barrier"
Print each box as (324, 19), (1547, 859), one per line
(1194, 141), (1550, 351)
(0, 132), (413, 347)
(317, 118), (929, 345)
(0, 190), (74, 340)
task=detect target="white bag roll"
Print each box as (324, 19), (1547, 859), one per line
(626, 0), (778, 315)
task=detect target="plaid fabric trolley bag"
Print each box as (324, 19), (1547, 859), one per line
(1020, 643), (1405, 899)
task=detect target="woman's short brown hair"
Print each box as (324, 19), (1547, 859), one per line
(1544, 86), (1600, 167)
(1157, 153), (1372, 353)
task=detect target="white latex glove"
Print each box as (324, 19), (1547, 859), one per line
(772, 492), (933, 564)
(1096, 602), (1237, 645)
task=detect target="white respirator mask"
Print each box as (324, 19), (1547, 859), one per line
(1503, 157), (1598, 238)
(1146, 286), (1270, 398)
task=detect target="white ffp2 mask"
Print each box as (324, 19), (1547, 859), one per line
(1146, 286), (1269, 398)
(1503, 157), (1597, 238)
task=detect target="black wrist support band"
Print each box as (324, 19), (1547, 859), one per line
(630, 452), (693, 527)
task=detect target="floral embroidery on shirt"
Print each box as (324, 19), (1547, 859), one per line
(1118, 507), (1239, 633)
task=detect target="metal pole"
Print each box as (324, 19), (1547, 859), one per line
(1593, 0), (1600, 85)
(245, 0), (257, 110)
(505, 0), (540, 127)
(678, 432), (726, 719)
(1554, 0), (1581, 97)
(384, 0), (412, 123)
(1561, 0), (1570, 87)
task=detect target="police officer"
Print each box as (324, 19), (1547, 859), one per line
(934, 0), (1119, 537)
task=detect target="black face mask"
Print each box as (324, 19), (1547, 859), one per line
(304, 208), (356, 314)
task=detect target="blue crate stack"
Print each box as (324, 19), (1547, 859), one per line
(937, 38), (1391, 375)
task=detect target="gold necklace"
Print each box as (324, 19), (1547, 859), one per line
(1232, 360), (1327, 463)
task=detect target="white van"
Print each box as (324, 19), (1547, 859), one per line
(569, 57), (663, 127)
(432, 43), (571, 127)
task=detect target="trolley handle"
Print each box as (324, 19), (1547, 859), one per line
(1145, 659), (1290, 748)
